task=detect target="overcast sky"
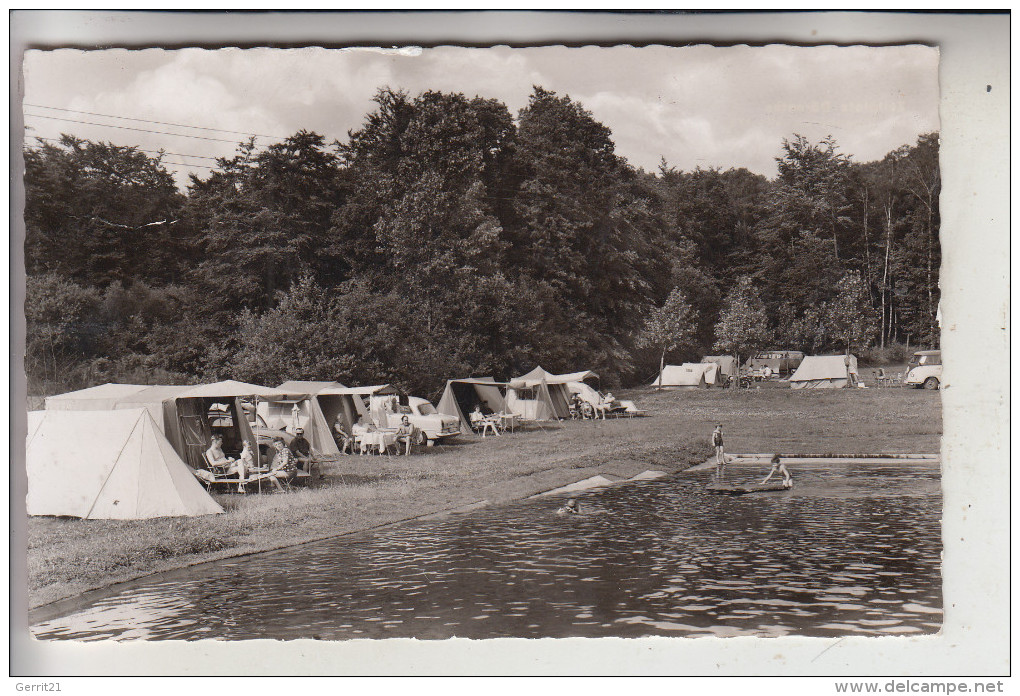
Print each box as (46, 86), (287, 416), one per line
(22, 45), (939, 187)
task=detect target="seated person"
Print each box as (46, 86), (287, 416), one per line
(224, 440), (255, 492)
(289, 427), (313, 471)
(333, 416), (353, 454)
(268, 437), (297, 490)
(761, 454), (793, 488)
(352, 416), (376, 455)
(204, 434), (235, 471)
(394, 415), (418, 456)
(470, 404), (485, 429)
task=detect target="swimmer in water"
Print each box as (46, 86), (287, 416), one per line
(761, 454), (793, 488)
(557, 498), (581, 515)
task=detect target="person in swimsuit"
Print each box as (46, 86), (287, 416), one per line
(557, 498), (581, 515)
(761, 454), (793, 488)
(712, 424), (726, 481)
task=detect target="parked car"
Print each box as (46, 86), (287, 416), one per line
(372, 395), (461, 445)
(904, 350), (942, 389)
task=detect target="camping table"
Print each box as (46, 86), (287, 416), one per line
(496, 413), (518, 433)
(356, 430), (398, 455)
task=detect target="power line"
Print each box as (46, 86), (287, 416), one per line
(29, 135), (223, 162)
(24, 103), (285, 140)
(24, 112), (255, 144)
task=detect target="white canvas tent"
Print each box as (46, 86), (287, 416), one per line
(701, 356), (738, 380)
(44, 383), (149, 411)
(506, 366), (599, 421)
(316, 384), (397, 431)
(26, 409), (223, 519)
(436, 378), (508, 432)
(789, 354), (859, 389)
(652, 363), (711, 389)
(258, 381), (348, 456)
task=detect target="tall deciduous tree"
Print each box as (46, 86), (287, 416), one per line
(24, 135), (185, 287)
(824, 271), (880, 355)
(713, 276), (772, 384)
(637, 287), (699, 386)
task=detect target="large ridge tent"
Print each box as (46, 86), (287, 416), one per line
(702, 356), (738, 380)
(44, 383), (150, 411)
(259, 381), (347, 457)
(26, 408), (223, 519)
(789, 354), (859, 389)
(651, 363), (711, 389)
(506, 366), (599, 421)
(436, 377), (508, 432)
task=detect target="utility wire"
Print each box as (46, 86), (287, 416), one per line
(24, 103), (285, 140)
(29, 135), (223, 162)
(24, 112), (255, 144)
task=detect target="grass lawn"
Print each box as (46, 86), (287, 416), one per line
(24, 384), (941, 612)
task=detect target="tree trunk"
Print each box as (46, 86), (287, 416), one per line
(658, 349), (664, 388)
(926, 204), (935, 345)
(881, 203), (892, 349)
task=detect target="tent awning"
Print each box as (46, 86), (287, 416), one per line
(447, 377), (510, 387)
(276, 380), (346, 394)
(176, 380), (286, 399)
(512, 366), (598, 387)
(317, 384), (402, 396)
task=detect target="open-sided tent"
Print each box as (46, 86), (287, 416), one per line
(506, 366), (599, 420)
(652, 363), (711, 389)
(702, 356), (738, 380)
(171, 381), (285, 469)
(44, 383), (149, 411)
(26, 409), (223, 519)
(789, 354), (859, 389)
(258, 381), (348, 456)
(437, 377), (508, 432)
(316, 384), (398, 432)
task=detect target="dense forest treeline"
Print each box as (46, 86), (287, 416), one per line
(24, 86), (940, 399)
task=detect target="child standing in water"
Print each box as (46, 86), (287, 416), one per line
(712, 424), (725, 481)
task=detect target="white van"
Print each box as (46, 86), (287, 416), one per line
(905, 350), (942, 389)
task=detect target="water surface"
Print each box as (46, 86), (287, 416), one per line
(32, 459), (942, 640)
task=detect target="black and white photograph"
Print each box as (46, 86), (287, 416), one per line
(10, 10), (1009, 680)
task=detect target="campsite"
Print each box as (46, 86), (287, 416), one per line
(26, 382), (941, 611)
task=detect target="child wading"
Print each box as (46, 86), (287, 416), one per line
(712, 424), (726, 481)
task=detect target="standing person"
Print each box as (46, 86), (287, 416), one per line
(761, 454), (793, 488)
(711, 424), (726, 481)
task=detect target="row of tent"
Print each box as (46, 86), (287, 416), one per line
(652, 354), (860, 389)
(25, 366), (609, 521)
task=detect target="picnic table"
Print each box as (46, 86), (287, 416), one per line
(354, 428), (398, 454)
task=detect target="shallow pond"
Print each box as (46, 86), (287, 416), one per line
(32, 459), (942, 640)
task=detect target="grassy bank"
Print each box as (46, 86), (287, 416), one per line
(25, 385), (941, 610)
